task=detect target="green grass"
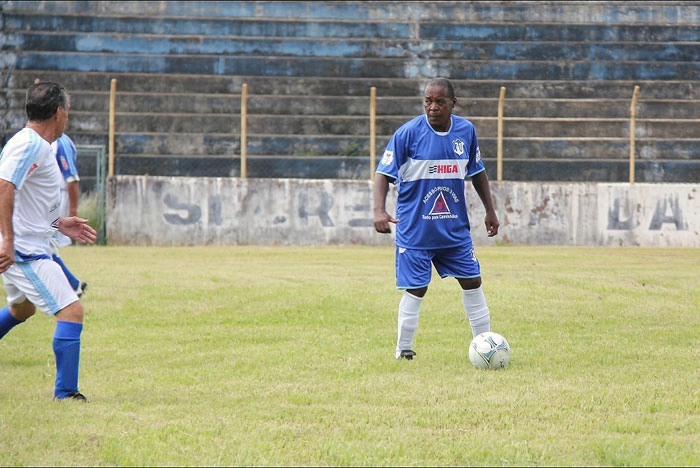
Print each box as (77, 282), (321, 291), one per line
(1, 245), (699, 466)
(77, 191), (106, 244)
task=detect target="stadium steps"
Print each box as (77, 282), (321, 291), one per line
(2, 1), (700, 181)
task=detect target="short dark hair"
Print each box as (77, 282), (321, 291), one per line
(425, 77), (456, 100)
(25, 82), (70, 122)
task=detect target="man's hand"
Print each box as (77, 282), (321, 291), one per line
(0, 240), (14, 273)
(374, 211), (399, 234)
(484, 211), (500, 237)
(58, 217), (97, 244)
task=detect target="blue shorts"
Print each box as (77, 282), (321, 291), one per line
(395, 244), (481, 290)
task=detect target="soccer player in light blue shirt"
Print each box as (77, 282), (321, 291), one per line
(0, 82), (96, 400)
(374, 78), (500, 360)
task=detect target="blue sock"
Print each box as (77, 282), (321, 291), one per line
(53, 321), (83, 399)
(52, 254), (80, 290)
(0, 306), (23, 340)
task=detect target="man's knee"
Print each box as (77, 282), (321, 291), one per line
(458, 277), (482, 290)
(407, 286), (428, 298)
(10, 300), (36, 321)
(55, 301), (83, 323)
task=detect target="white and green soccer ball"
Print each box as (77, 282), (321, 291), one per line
(469, 331), (511, 370)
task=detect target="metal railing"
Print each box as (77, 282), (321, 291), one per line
(100, 79), (698, 183)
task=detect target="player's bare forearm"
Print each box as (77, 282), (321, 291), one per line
(67, 180), (80, 217)
(471, 171), (500, 237)
(0, 180), (16, 272)
(471, 171), (494, 211)
(373, 173), (398, 233)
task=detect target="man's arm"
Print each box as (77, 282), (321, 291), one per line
(58, 216), (97, 245)
(67, 180), (79, 217)
(471, 171), (500, 237)
(0, 179), (16, 272)
(373, 173), (398, 234)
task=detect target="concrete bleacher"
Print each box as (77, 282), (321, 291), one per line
(2, 0), (700, 183)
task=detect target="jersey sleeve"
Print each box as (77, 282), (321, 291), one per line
(465, 126), (486, 178)
(375, 133), (400, 183)
(0, 130), (42, 190)
(55, 135), (80, 182)
(376, 122), (413, 184)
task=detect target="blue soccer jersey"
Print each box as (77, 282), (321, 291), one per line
(50, 134), (80, 248)
(54, 134), (79, 186)
(52, 134), (79, 218)
(376, 114), (486, 249)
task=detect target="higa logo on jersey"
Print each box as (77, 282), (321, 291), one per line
(428, 163), (459, 174)
(422, 186), (459, 220)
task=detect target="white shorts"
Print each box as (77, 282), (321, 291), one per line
(2, 257), (79, 316)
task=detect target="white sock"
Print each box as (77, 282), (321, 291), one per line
(462, 286), (490, 337)
(395, 291), (423, 359)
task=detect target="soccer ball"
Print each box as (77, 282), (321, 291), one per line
(469, 331), (511, 370)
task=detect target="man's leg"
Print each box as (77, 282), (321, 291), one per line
(0, 306), (23, 339)
(462, 285), (490, 337)
(395, 246), (432, 360)
(0, 301), (35, 340)
(53, 301), (86, 400)
(52, 254), (80, 290)
(396, 291), (424, 359)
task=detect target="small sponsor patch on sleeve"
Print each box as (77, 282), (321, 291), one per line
(381, 150), (394, 166)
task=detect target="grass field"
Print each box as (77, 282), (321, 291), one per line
(1, 245), (699, 466)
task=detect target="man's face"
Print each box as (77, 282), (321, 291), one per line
(55, 105), (69, 139)
(423, 84), (455, 132)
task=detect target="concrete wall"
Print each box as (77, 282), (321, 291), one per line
(106, 176), (700, 247)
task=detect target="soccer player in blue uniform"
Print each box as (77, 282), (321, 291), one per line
(51, 133), (88, 297)
(374, 77), (500, 360)
(0, 82), (97, 400)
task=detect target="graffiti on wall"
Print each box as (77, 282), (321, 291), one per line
(607, 195), (687, 231)
(158, 186), (374, 229)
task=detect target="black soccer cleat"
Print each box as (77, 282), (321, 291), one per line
(58, 391), (88, 402)
(399, 350), (416, 360)
(76, 282), (88, 298)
